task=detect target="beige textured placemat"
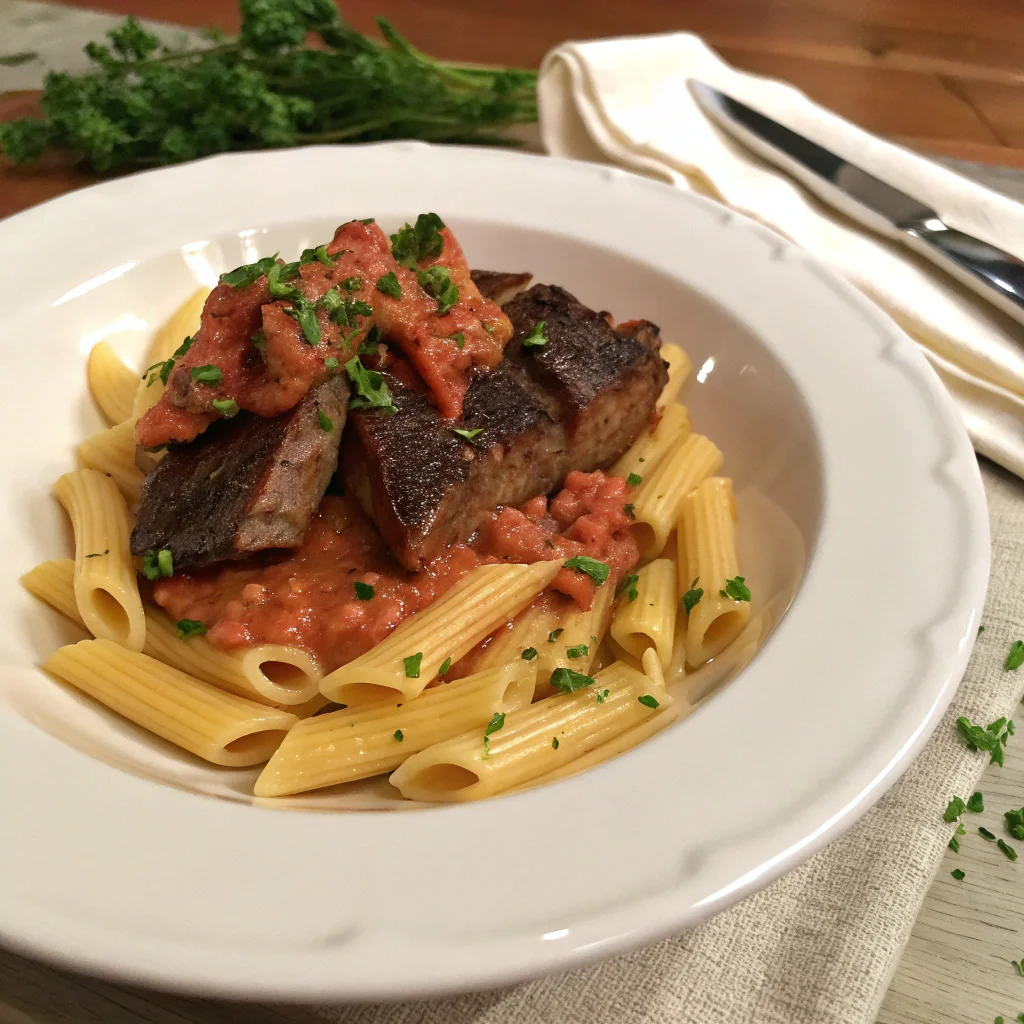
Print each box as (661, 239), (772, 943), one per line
(313, 461), (1022, 1024)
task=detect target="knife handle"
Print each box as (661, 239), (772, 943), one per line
(901, 218), (1024, 329)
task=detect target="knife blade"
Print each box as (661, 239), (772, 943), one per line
(687, 79), (1024, 330)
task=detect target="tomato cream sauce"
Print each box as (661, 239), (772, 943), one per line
(136, 220), (511, 448)
(153, 471), (638, 672)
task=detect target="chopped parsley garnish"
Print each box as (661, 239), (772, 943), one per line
(596, 688), (610, 704)
(143, 334), (194, 387)
(624, 503), (635, 519)
(317, 408), (334, 432)
(980, 826), (997, 841)
(943, 796), (966, 822)
(341, 276), (362, 291)
(948, 836), (960, 853)
(521, 321), (548, 348)
(951, 868), (965, 880)
(552, 737), (559, 749)
(353, 581), (374, 600)
(83, 549), (109, 558)
(482, 320), (496, 333)
(267, 260), (301, 299)
(681, 577), (704, 614)
(452, 427), (483, 441)
(376, 271), (402, 299)
(142, 547), (174, 580)
(190, 364), (222, 387)
(251, 330), (266, 352)
(978, 625), (985, 636)
(438, 656), (452, 676)
(403, 652), (422, 678)
(521, 647), (538, 661)
(958, 715), (1008, 766)
(548, 628), (564, 643)
(417, 265), (459, 316)
(615, 572), (639, 602)
(638, 694), (660, 709)
(563, 555), (610, 587)
(967, 791), (985, 813)
(324, 293), (372, 328)
(345, 356), (396, 414)
(394, 729), (404, 742)
(176, 618), (207, 640)
(720, 576), (752, 602)
(358, 323), (383, 355)
(485, 712), (505, 736)
(566, 643), (589, 659)
(219, 253), (278, 288)
(450, 332), (465, 349)
(999, 838), (1018, 862)
(483, 736), (490, 759)
(325, 356), (339, 373)
(212, 397), (239, 418)
(284, 300), (322, 346)
(626, 472), (642, 488)
(1014, 960), (1024, 975)
(359, 218), (375, 225)
(1005, 807), (1024, 840)
(1006, 640), (1024, 671)
(390, 213), (445, 269)
(549, 667), (595, 693)
(299, 244), (339, 267)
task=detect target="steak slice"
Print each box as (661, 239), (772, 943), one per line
(131, 375), (349, 568)
(469, 270), (533, 305)
(345, 282), (667, 570)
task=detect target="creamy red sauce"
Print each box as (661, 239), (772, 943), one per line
(136, 220), (512, 448)
(153, 471), (638, 672)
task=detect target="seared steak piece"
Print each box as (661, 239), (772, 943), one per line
(345, 283), (667, 570)
(131, 376), (349, 568)
(470, 270), (533, 305)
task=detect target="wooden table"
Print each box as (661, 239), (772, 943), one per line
(3, 2), (1024, 1022)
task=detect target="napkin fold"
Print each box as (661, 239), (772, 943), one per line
(537, 33), (1024, 479)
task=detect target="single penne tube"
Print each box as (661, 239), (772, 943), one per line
(679, 477), (751, 667)
(320, 561), (561, 706)
(78, 420), (145, 506)
(389, 660), (672, 802)
(53, 469), (145, 652)
(143, 607), (321, 706)
(254, 661), (537, 797)
(610, 559), (677, 669)
(21, 558), (85, 629)
(45, 639), (297, 767)
(657, 343), (693, 409)
(131, 286), (210, 424)
(610, 402), (690, 481)
(513, 704), (681, 791)
(632, 432), (724, 559)
(87, 342), (138, 424)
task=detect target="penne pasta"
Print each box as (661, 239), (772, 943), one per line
(632, 432), (724, 559)
(87, 342), (137, 424)
(610, 402), (690, 481)
(320, 561), (561, 706)
(45, 639), (297, 767)
(131, 286), (210, 424)
(389, 660), (672, 802)
(21, 558), (85, 629)
(254, 661), (536, 797)
(19, 559), (320, 706)
(475, 585), (614, 699)
(657, 343), (693, 409)
(678, 477), (751, 667)
(53, 469), (146, 652)
(78, 420), (145, 506)
(143, 607), (321, 706)
(610, 559), (677, 669)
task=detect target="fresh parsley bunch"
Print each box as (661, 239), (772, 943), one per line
(0, 0), (538, 173)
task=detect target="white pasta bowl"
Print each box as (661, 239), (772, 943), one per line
(0, 143), (987, 999)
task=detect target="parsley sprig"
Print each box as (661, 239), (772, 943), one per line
(0, 6), (538, 173)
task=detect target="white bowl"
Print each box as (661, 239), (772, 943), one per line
(0, 142), (987, 1000)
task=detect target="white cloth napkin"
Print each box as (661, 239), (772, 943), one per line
(538, 33), (1024, 478)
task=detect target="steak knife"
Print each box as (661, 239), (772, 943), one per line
(687, 79), (1024, 329)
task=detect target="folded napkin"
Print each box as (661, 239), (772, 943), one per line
(537, 33), (1024, 479)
